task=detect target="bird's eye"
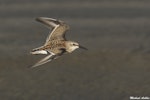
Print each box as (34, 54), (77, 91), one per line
(73, 44), (76, 46)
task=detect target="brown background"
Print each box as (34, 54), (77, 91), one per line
(0, 0), (150, 100)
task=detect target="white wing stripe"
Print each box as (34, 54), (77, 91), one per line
(31, 54), (55, 68)
(47, 21), (58, 27)
(45, 24), (59, 44)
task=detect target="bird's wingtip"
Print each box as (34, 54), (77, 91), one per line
(35, 17), (57, 21)
(27, 64), (36, 68)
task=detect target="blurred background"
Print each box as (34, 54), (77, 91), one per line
(0, 0), (150, 100)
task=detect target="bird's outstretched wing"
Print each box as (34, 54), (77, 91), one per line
(30, 54), (56, 68)
(30, 48), (66, 68)
(35, 17), (70, 44)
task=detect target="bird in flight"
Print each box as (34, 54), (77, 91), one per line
(30, 17), (87, 68)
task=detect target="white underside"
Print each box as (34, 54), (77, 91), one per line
(31, 50), (48, 55)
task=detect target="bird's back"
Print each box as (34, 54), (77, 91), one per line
(43, 40), (66, 54)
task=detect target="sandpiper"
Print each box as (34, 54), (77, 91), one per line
(30, 17), (87, 68)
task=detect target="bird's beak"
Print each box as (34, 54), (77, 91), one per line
(79, 45), (88, 50)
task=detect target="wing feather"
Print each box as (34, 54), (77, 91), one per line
(30, 54), (55, 68)
(36, 17), (70, 45)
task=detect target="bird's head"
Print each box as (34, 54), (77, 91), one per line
(66, 41), (87, 53)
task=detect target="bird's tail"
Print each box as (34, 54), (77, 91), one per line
(30, 46), (48, 55)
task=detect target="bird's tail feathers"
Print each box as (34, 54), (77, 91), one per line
(30, 46), (48, 55)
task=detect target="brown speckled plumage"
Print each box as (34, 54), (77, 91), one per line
(30, 17), (87, 68)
